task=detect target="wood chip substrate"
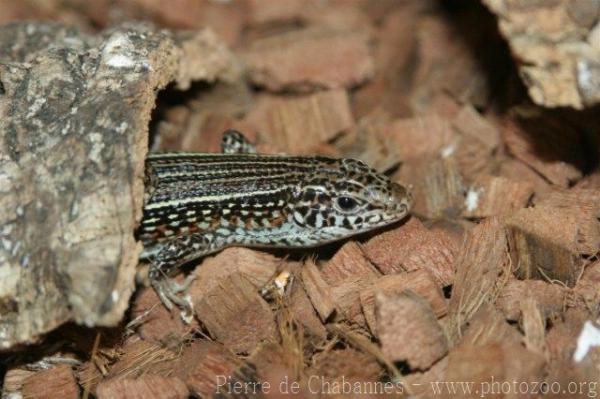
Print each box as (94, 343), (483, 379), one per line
(1, 1), (600, 398)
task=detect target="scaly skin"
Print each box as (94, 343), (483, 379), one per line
(138, 130), (413, 319)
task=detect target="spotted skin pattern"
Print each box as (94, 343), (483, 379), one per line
(139, 130), (413, 315)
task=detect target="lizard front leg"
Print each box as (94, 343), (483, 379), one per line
(149, 234), (214, 323)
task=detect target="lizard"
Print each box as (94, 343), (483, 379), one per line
(138, 130), (413, 321)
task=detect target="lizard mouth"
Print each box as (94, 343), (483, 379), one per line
(383, 182), (413, 218)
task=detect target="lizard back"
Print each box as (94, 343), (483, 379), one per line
(139, 152), (412, 260)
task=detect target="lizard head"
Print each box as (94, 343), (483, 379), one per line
(288, 157), (413, 243)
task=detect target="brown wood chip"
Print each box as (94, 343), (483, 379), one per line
(462, 175), (534, 219)
(188, 247), (281, 305)
(241, 28), (373, 92)
(496, 279), (567, 321)
(445, 343), (546, 397)
(376, 291), (448, 370)
(300, 259), (337, 322)
(362, 217), (456, 287)
(22, 365), (79, 399)
(447, 218), (511, 341)
(361, 269), (447, 335)
(245, 90), (354, 154)
(319, 241), (381, 326)
(288, 282), (328, 339)
(195, 273), (278, 354)
(172, 340), (244, 397)
(96, 375), (189, 399)
(457, 304), (523, 347)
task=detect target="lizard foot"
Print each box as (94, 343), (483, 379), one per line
(151, 274), (196, 324)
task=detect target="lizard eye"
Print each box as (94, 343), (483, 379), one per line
(336, 196), (359, 212)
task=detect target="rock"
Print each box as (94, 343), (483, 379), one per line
(0, 21), (240, 348)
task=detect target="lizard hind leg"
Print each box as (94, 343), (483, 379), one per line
(221, 129), (258, 154)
